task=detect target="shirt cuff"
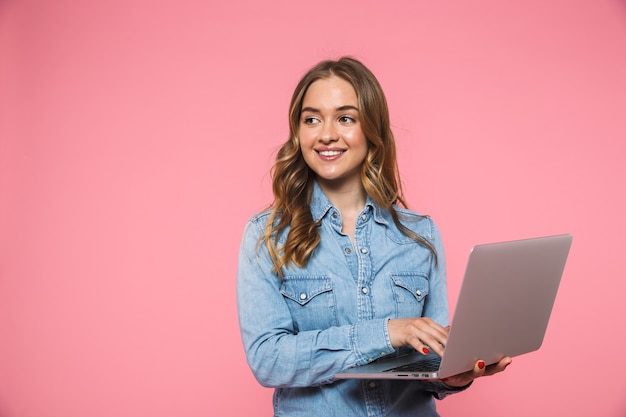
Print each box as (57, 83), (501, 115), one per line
(426, 380), (474, 400)
(351, 318), (395, 365)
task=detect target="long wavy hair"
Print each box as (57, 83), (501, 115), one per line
(262, 57), (436, 276)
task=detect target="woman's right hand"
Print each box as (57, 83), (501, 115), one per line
(387, 317), (449, 357)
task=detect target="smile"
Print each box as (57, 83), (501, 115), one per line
(317, 150), (344, 157)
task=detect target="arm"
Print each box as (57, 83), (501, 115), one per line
(236, 219), (396, 388)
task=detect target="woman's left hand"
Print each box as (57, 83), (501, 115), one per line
(441, 357), (513, 388)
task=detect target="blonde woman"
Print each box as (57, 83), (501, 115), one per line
(237, 57), (510, 417)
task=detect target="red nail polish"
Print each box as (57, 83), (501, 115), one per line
(422, 347), (430, 354)
(477, 361), (485, 370)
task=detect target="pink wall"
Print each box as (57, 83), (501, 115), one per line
(1, 0), (625, 416)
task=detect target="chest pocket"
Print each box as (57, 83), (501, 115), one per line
(390, 273), (430, 318)
(280, 276), (338, 332)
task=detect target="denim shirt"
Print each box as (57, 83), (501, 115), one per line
(237, 182), (466, 417)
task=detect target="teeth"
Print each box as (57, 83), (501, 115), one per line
(319, 150), (343, 156)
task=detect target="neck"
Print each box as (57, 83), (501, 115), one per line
(317, 178), (367, 216)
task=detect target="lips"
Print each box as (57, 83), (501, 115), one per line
(318, 150), (344, 157)
(315, 149), (345, 161)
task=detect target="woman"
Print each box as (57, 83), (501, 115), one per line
(237, 57), (510, 416)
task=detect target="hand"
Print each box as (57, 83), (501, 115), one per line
(387, 317), (449, 357)
(441, 356), (513, 388)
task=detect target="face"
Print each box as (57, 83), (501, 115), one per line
(299, 76), (368, 190)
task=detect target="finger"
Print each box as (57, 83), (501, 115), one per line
(407, 333), (445, 357)
(411, 321), (448, 356)
(484, 357), (513, 376)
(406, 334), (434, 355)
(474, 357), (513, 378)
(472, 360), (486, 378)
(420, 337), (446, 357)
(406, 324), (445, 355)
(390, 318), (448, 355)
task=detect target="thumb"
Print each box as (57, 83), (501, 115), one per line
(473, 360), (486, 377)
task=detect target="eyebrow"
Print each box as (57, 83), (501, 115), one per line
(301, 105), (360, 114)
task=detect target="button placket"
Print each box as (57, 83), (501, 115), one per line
(354, 208), (374, 321)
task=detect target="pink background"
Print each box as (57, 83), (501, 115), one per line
(1, 0), (625, 416)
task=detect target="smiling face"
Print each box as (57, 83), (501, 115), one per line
(299, 76), (368, 192)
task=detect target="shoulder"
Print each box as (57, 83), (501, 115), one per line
(389, 205), (440, 242)
(243, 208), (286, 238)
(248, 208), (272, 225)
(237, 209), (268, 240)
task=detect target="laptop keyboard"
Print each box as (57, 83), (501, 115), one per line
(382, 357), (441, 373)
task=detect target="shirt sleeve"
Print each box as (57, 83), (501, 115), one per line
(422, 220), (450, 327)
(423, 380), (473, 399)
(236, 219), (396, 388)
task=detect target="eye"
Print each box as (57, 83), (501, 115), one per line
(302, 116), (320, 125)
(339, 115), (356, 124)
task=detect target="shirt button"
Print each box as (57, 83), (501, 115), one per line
(332, 211), (338, 218)
(369, 381), (376, 388)
(299, 293), (307, 300)
(344, 247), (352, 254)
(416, 290), (422, 296)
(361, 287), (368, 294)
(360, 248), (368, 254)
(361, 214), (367, 220)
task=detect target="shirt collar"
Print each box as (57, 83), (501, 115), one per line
(310, 181), (334, 222)
(310, 181), (389, 226)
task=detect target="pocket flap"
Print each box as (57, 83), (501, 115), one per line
(280, 277), (332, 306)
(391, 274), (429, 302)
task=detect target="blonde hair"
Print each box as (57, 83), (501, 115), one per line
(262, 57), (436, 276)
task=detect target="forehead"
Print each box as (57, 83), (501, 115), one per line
(302, 76), (358, 108)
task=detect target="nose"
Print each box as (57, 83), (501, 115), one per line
(319, 122), (338, 143)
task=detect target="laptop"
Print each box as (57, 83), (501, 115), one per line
(335, 233), (573, 380)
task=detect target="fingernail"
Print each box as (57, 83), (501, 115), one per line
(422, 347), (430, 354)
(477, 361), (485, 370)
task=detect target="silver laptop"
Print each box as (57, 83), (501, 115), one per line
(335, 234), (573, 380)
